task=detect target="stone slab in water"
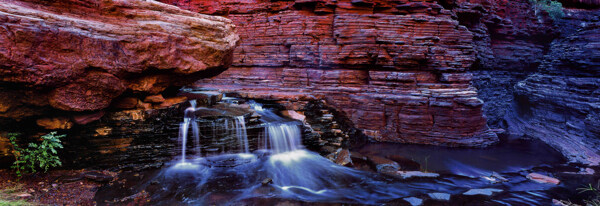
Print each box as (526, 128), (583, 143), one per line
(463, 188), (503, 196)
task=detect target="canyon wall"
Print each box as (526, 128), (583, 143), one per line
(509, 9), (600, 165)
(163, 0), (600, 164)
(460, 0), (600, 164)
(161, 0), (499, 147)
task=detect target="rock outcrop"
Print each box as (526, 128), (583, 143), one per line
(510, 9), (600, 165)
(162, 0), (499, 147)
(454, 0), (557, 129)
(0, 0), (239, 120)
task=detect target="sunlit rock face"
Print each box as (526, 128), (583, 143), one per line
(160, 0), (498, 147)
(0, 0), (239, 119)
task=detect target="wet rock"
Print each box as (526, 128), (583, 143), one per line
(144, 95), (166, 104)
(366, 155), (400, 173)
(262, 178), (273, 186)
(334, 149), (352, 166)
(385, 155), (421, 171)
(36, 117), (73, 130)
(157, 97), (188, 109)
(282, 110), (306, 122)
(481, 172), (509, 183)
(180, 91), (223, 106)
(552, 199), (575, 206)
(526, 173), (561, 185)
(463, 188), (503, 196)
(428, 193), (451, 201)
(394, 171), (440, 179)
(83, 171), (114, 183)
(562, 168), (595, 176)
(350, 151), (367, 162)
(403, 197), (423, 206)
(58, 176), (84, 183)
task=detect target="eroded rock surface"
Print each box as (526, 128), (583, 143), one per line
(162, 0), (499, 147)
(0, 0), (239, 119)
(509, 9), (600, 165)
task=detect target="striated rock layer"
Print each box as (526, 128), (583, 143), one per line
(454, 0), (557, 129)
(509, 10), (600, 165)
(459, 0), (600, 165)
(160, 0), (499, 147)
(0, 0), (239, 120)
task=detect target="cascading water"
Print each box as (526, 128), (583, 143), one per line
(107, 100), (558, 205)
(234, 116), (250, 153)
(265, 123), (301, 153)
(177, 100), (201, 165)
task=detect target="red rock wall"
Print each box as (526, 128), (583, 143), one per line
(161, 0), (498, 146)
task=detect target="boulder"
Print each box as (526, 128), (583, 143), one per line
(0, 0), (239, 120)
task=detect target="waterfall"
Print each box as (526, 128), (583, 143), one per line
(178, 100), (200, 163)
(266, 123), (302, 154)
(248, 101), (303, 154)
(234, 116), (249, 153)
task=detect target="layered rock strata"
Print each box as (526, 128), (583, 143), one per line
(1, 98), (262, 169)
(0, 0), (239, 121)
(453, 0), (557, 128)
(509, 9), (600, 165)
(162, 0), (499, 147)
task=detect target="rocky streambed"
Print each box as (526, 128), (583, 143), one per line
(1, 89), (599, 205)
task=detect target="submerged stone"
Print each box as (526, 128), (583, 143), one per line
(403, 197), (423, 206)
(395, 171), (440, 179)
(428, 193), (451, 201)
(463, 188), (503, 196)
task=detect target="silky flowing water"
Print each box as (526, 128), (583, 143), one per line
(95, 101), (593, 205)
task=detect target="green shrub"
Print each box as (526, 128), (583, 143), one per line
(530, 0), (565, 21)
(8, 132), (65, 178)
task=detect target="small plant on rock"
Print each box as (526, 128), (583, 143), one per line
(8, 132), (65, 178)
(578, 181), (600, 206)
(530, 0), (565, 21)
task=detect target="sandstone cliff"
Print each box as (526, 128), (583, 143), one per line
(161, 0), (499, 147)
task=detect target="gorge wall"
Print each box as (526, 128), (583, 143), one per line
(162, 0), (600, 164)
(509, 9), (600, 165)
(161, 0), (500, 147)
